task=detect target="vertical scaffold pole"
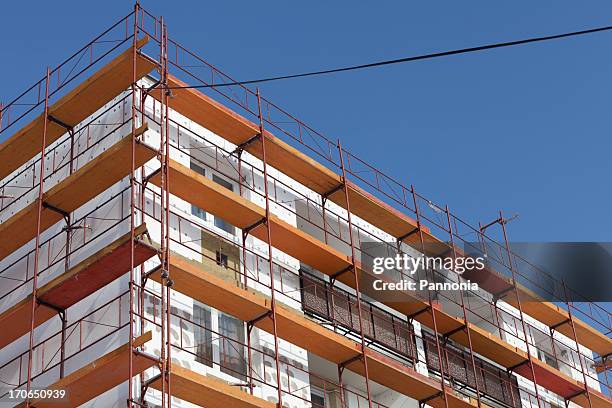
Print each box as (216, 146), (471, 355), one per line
(155, 14), (172, 408)
(128, 3), (140, 407)
(477, 223), (505, 338)
(337, 140), (374, 408)
(237, 151), (256, 395)
(445, 206), (482, 407)
(256, 88), (284, 407)
(562, 281), (593, 408)
(411, 186), (449, 408)
(137, 20), (150, 403)
(499, 210), (542, 408)
(162, 18), (173, 408)
(157, 16), (167, 407)
(59, 127), (76, 380)
(158, 20), (167, 408)
(24, 66), (51, 408)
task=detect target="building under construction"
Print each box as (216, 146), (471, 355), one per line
(0, 5), (610, 408)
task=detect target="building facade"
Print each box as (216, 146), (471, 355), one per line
(0, 6), (610, 408)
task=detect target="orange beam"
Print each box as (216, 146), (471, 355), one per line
(15, 332), (154, 408)
(572, 388), (612, 408)
(0, 224), (155, 349)
(0, 125), (154, 262)
(151, 364), (276, 408)
(514, 357), (583, 398)
(163, 76), (259, 142)
(0, 37), (156, 181)
(594, 358), (612, 374)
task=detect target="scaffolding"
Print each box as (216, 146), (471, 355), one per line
(0, 3), (611, 408)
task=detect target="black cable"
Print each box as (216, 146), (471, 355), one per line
(167, 24), (612, 90)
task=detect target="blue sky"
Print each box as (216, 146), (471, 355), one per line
(2, 1), (612, 242)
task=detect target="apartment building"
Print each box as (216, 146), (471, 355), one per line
(0, 6), (610, 408)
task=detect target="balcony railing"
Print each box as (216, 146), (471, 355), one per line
(301, 270), (521, 408)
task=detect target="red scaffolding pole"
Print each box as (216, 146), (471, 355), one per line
(498, 210), (543, 408)
(128, 3), (140, 406)
(255, 88), (284, 407)
(24, 66), (50, 408)
(445, 205), (483, 408)
(411, 185), (450, 408)
(337, 139), (375, 408)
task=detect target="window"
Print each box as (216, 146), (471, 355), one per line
(145, 292), (160, 318)
(559, 349), (574, 377)
(144, 293), (246, 382)
(193, 301), (246, 380)
(190, 162), (207, 220)
(537, 348), (559, 370)
(193, 303), (213, 367)
(310, 387), (326, 408)
(188, 163), (235, 236)
(219, 313), (246, 379)
(212, 174), (235, 235)
(216, 250), (229, 268)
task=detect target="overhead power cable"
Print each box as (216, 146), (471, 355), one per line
(167, 24), (612, 90)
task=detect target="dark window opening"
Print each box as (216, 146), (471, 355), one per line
(216, 250), (229, 268)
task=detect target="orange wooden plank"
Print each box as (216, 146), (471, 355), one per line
(449, 322), (528, 369)
(333, 181), (423, 241)
(440, 392), (484, 408)
(15, 332), (154, 408)
(572, 388), (612, 408)
(361, 349), (442, 402)
(0, 125), (155, 261)
(594, 358), (612, 374)
(150, 158), (263, 228)
(0, 224), (154, 349)
(0, 299), (56, 353)
(573, 320), (612, 357)
(515, 357), (583, 398)
(164, 76), (259, 143)
(249, 128), (342, 196)
(37, 224), (155, 309)
(511, 353), (612, 407)
(152, 364), (275, 408)
(509, 303), (612, 357)
(0, 37), (156, 181)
